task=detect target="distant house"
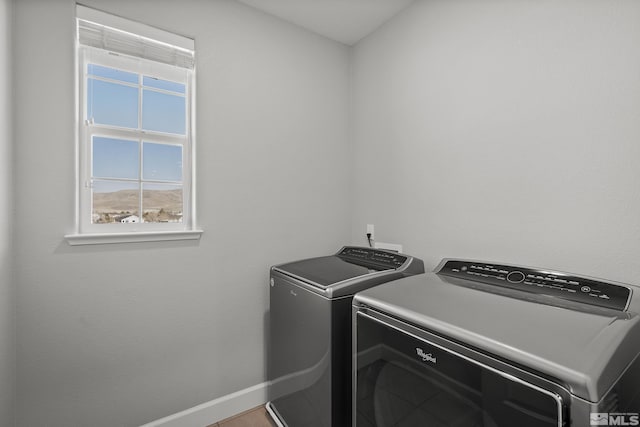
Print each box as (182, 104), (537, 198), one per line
(120, 215), (140, 223)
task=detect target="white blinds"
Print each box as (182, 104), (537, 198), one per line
(76, 6), (195, 70)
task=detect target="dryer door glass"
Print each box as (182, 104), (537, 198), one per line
(355, 313), (563, 427)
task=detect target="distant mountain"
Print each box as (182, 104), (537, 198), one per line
(93, 189), (182, 213)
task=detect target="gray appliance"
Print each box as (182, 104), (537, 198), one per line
(353, 259), (640, 427)
(266, 246), (424, 427)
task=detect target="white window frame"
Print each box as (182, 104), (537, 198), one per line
(66, 6), (201, 245)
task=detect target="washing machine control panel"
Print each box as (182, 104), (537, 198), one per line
(338, 247), (408, 269)
(437, 260), (632, 311)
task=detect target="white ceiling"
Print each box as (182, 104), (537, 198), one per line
(235, 0), (417, 45)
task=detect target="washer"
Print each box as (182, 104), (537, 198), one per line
(267, 246), (424, 427)
(353, 259), (640, 427)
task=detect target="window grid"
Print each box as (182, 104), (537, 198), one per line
(86, 71), (187, 134)
(89, 136), (184, 224)
(78, 45), (193, 232)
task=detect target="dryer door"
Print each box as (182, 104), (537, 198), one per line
(354, 312), (564, 427)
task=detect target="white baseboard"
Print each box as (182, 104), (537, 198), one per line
(139, 382), (268, 427)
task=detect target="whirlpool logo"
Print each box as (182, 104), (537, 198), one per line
(591, 413), (640, 426)
(415, 347), (437, 364)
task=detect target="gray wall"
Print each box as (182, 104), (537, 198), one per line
(13, 0), (640, 425)
(13, 0), (350, 426)
(0, 0), (14, 424)
(351, 0), (640, 282)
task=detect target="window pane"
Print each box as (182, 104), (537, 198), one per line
(88, 64), (138, 84)
(92, 180), (140, 224)
(143, 142), (182, 181)
(93, 137), (139, 179)
(87, 78), (139, 128)
(143, 76), (185, 94)
(142, 89), (186, 134)
(142, 183), (183, 223)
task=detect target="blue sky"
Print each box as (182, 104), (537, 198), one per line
(92, 137), (183, 192)
(88, 64), (185, 193)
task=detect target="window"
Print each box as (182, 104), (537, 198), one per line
(67, 5), (200, 245)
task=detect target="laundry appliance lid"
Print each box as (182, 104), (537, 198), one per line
(353, 270), (640, 403)
(274, 254), (390, 288)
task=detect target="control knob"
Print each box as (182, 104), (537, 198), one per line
(507, 271), (525, 283)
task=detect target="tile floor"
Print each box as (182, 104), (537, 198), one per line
(208, 405), (276, 427)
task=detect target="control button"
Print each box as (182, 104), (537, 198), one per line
(507, 271), (526, 283)
(569, 281), (579, 285)
(461, 266), (467, 271)
(581, 286), (591, 293)
(600, 294), (610, 299)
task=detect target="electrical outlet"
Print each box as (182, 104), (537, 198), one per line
(366, 224), (375, 240)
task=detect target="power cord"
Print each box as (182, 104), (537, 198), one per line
(366, 233), (373, 248)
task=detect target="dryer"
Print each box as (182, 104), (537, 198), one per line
(267, 246), (424, 427)
(353, 259), (640, 426)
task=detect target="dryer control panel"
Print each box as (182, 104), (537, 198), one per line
(337, 246), (408, 269)
(436, 259), (632, 311)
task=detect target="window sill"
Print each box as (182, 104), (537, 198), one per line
(64, 229), (203, 246)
